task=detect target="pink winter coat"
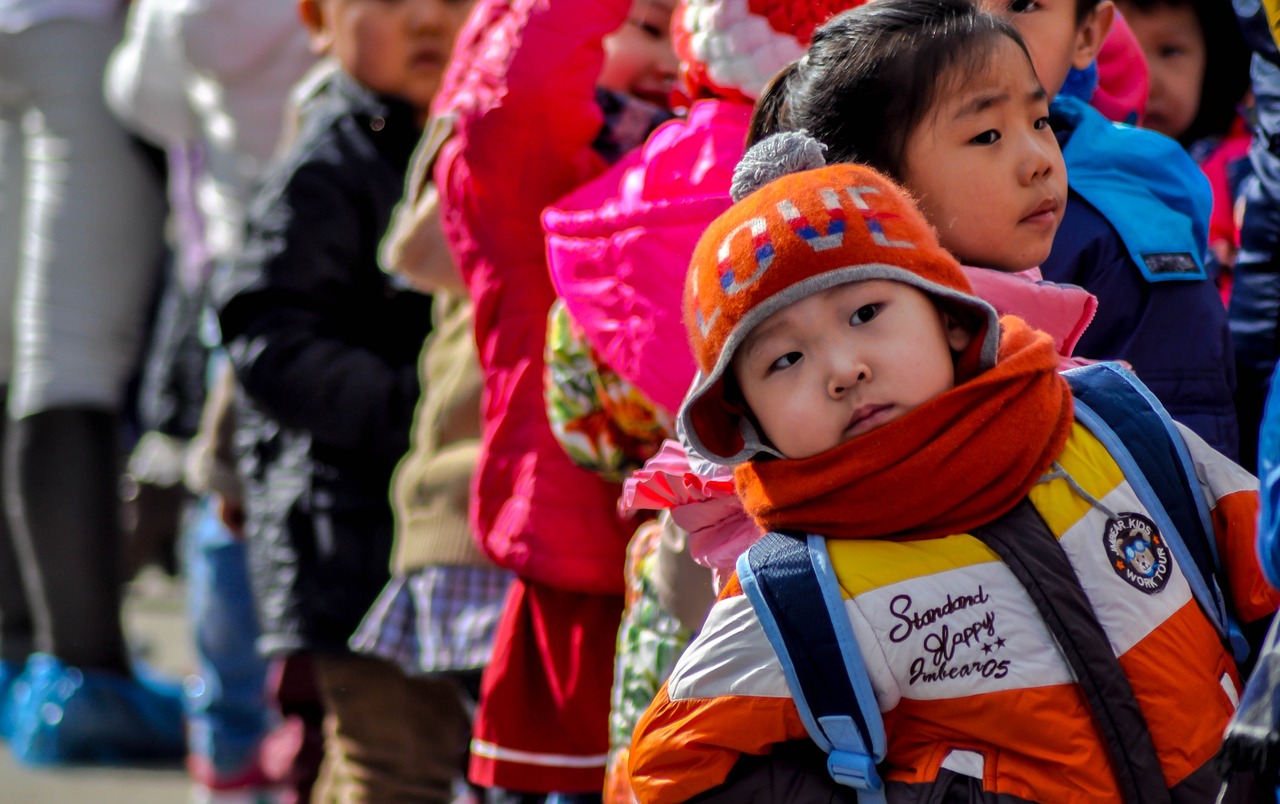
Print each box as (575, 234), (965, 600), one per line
(543, 100), (750, 415)
(433, 0), (634, 595)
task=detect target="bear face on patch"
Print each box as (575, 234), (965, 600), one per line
(1103, 513), (1172, 594)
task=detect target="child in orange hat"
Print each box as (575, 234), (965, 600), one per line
(627, 137), (1278, 802)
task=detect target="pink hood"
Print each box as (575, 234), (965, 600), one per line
(543, 100), (750, 415)
(962, 266), (1097, 360)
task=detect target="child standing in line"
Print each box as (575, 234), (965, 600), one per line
(104, 2), (317, 797)
(975, 0), (1238, 459)
(212, 0), (470, 798)
(627, 140), (1277, 803)
(748, 0), (1104, 351)
(1116, 0), (1252, 302)
(427, 0), (691, 795)
(539, 0), (868, 796)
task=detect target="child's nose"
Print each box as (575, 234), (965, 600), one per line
(1021, 139), (1057, 186)
(409, 0), (448, 30)
(828, 357), (870, 397)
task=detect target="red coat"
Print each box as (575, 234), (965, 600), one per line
(433, 0), (638, 789)
(434, 0), (632, 595)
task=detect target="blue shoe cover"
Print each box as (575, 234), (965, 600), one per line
(6, 653), (186, 765)
(0, 659), (19, 740)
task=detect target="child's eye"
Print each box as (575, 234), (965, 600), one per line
(769, 352), (803, 371)
(1034, 116), (1052, 131)
(629, 18), (668, 39)
(1158, 44), (1186, 59)
(1006, 0), (1041, 12)
(970, 129), (1001, 145)
(849, 304), (880, 326)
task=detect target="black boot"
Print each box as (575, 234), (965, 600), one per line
(4, 407), (128, 672)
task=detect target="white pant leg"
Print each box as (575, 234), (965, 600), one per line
(0, 83), (26, 384)
(0, 15), (165, 418)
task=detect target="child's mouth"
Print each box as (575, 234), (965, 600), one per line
(846, 404), (893, 436)
(1020, 198), (1059, 226)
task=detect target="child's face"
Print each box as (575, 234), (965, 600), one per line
(301, 0), (474, 120)
(978, 0), (1114, 97)
(730, 280), (972, 460)
(1119, 2), (1205, 138)
(598, 0), (679, 108)
(900, 38), (1067, 272)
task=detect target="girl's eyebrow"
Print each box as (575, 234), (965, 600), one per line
(955, 91), (1010, 119)
(955, 87), (1048, 119)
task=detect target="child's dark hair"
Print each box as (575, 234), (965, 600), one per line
(748, 0), (1033, 182)
(1119, 0), (1251, 145)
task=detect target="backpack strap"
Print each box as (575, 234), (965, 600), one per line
(1063, 362), (1247, 660)
(737, 531), (887, 802)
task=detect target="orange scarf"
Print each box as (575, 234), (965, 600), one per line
(736, 317), (1073, 541)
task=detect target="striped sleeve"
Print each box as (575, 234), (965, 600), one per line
(1176, 422), (1280, 622)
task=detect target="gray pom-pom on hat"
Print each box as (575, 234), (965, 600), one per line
(729, 131), (828, 202)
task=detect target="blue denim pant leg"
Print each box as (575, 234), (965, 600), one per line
(184, 495), (271, 776)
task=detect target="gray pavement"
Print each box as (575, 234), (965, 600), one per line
(0, 569), (198, 803)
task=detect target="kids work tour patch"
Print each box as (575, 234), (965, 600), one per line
(1103, 512), (1171, 594)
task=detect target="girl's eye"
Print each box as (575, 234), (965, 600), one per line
(970, 129), (1001, 145)
(769, 352), (803, 371)
(850, 304), (880, 326)
(1158, 44), (1185, 59)
(1034, 116), (1051, 130)
(1007, 0), (1040, 12)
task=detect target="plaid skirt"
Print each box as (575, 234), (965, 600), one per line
(350, 565), (513, 676)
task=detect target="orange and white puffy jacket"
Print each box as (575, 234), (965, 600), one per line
(629, 421), (1279, 803)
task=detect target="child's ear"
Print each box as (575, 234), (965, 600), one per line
(297, 0), (333, 56)
(1071, 0), (1115, 71)
(945, 314), (975, 353)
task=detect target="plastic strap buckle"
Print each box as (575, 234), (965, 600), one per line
(827, 750), (883, 791)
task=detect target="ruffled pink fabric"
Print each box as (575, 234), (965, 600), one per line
(543, 101), (749, 414)
(961, 266), (1097, 364)
(621, 440), (762, 587)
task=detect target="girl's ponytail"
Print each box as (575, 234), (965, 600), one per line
(746, 61), (801, 150)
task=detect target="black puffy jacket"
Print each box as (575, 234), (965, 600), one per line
(213, 70), (432, 655)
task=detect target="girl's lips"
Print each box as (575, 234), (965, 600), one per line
(1020, 199), (1059, 226)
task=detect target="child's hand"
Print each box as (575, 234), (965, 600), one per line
(380, 115), (466, 294)
(219, 496), (246, 539)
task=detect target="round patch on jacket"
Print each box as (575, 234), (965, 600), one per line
(1103, 513), (1171, 594)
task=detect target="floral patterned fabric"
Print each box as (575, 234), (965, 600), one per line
(603, 517), (692, 804)
(544, 299), (673, 484)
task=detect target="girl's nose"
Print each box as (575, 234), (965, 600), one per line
(1021, 138), (1057, 186)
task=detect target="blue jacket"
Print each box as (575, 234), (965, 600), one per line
(1044, 96), (1238, 458)
(1227, 0), (1280, 470)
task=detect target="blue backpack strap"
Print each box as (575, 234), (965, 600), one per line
(737, 532), (887, 802)
(1063, 362), (1247, 660)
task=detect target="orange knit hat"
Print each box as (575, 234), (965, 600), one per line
(681, 133), (1000, 464)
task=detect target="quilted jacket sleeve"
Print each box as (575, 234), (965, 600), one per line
(1176, 422), (1280, 622)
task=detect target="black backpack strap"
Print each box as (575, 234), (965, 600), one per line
(971, 500), (1171, 804)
